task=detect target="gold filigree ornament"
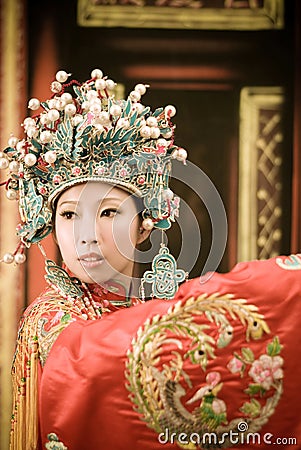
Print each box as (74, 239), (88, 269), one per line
(125, 294), (283, 449)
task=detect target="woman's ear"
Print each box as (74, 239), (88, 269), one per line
(136, 226), (151, 245)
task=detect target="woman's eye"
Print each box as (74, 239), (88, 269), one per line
(100, 208), (118, 218)
(60, 211), (76, 220)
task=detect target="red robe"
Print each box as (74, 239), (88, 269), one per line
(38, 255), (301, 450)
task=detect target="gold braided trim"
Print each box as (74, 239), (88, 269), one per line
(10, 286), (98, 450)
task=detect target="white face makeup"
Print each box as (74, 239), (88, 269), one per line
(55, 182), (146, 288)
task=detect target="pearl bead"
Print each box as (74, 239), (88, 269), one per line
(140, 125), (151, 138)
(116, 118), (130, 129)
(47, 109), (60, 122)
(72, 114), (84, 126)
(3, 253), (14, 264)
(81, 101), (90, 111)
(90, 97), (101, 106)
(135, 103), (145, 114)
(16, 141), (25, 152)
(23, 117), (36, 128)
(109, 104), (122, 117)
(64, 104), (76, 116)
(6, 189), (17, 200)
(61, 92), (73, 104)
(129, 91), (141, 102)
(44, 150), (57, 164)
(0, 158), (9, 170)
(55, 98), (66, 110)
(48, 99), (57, 109)
(28, 98), (40, 110)
(7, 136), (19, 147)
(86, 90), (98, 101)
(40, 113), (50, 125)
(51, 81), (62, 93)
(163, 189), (174, 200)
(24, 153), (37, 166)
(95, 79), (106, 90)
(146, 116), (158, 127)
(9, 161), (19, 173)
(98, 111), (110, 126)
(56, 70), (70, 83)
(105, 79), (116, 91)
(89, 103), (102, 115)
(176, 148), (188, 162)
(150, 127), (160, 139)
(142, 218), (154, 231)
(26, 127), (38, 138)
(91, 69), (103, 79)
(134, 84), (147, 95)
(14, 253), (26, 264)
(40, 130), (52, 144)
(165, 105), (176, 117)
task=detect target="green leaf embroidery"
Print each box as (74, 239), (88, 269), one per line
(241, 347), (255, 363)
(245, 383), (266, 396)
(267, 336), (282, 356)
(61, 313), (71, 324)
(240, 398), (261, 417)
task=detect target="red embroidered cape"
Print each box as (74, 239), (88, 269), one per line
(12, 256), (301, 449)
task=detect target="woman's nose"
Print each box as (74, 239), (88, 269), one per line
(81, 237), (98, 245)
(74, 218), (98, 245)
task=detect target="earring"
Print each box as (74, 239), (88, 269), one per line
(140, 232), (187, 300)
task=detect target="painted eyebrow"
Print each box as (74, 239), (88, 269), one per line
(57, 197), (123, 208)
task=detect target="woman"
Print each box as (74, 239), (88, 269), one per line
(1, 70), (300, 449)
(1, 68), (187, 448)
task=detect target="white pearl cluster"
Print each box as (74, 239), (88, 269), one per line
(0, 68), (188, 263)
(2, 69), (188, 178)
(1, 251), (26, 265)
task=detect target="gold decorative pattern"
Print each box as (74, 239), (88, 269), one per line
(77, 0), (284, 30)
(126, 294), (283, 448)
(10, 285), (100, 450)
(237, 87), (284, 261)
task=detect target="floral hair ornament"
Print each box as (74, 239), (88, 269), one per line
(0, 69), (188, 298)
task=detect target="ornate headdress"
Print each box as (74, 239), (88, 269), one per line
(0, 69), (188, 297)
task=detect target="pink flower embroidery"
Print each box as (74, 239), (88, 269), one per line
(248, 354), (283, 390)
(227, 356), (244, 374)
(212, 398), (226, 414)
(206, 371), (221, 388)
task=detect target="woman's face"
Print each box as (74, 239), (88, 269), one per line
(55, 182), (146, 286)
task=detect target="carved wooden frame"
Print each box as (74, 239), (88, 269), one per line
(237, 86), (285, 262)
(77, 0), (284, 30)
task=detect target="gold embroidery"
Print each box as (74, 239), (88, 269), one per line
(126, 294), (282, 449)
(10, 286), (98, 450)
